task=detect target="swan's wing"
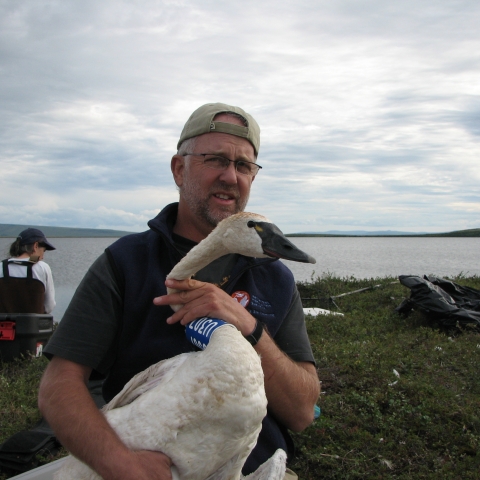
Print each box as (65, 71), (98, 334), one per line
(242, 449), (287, 480)
(103, 353), (191, 411)
(199, 451), (250, 480)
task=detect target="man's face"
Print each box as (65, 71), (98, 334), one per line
(172, 114), (257, 239)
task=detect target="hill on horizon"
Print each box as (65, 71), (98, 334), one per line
(291, 229), (428, 236)
(287, 227), (480, 237)
(1, 223), (479, 238)
(0, 223), (137, 238)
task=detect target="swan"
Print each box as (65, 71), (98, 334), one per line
(55, 212), (315, 480)
(166, 212), (315, 310)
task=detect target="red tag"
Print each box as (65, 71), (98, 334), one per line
(231, 291), (250, 307)
(0, 322), (16, 341)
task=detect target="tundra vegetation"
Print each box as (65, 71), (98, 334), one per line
(1, 274), (479, 479)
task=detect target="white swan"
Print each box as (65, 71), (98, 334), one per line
(55, 212), (315, 480)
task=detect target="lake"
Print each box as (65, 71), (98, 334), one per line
(1, 236), (479, 322)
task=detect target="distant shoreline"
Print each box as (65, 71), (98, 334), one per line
(1, 224), (479, 238)
(0, 224), (135, 238)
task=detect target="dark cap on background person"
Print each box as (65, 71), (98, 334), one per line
(177, 102), (261, 155)
(17, 228), (56, 250)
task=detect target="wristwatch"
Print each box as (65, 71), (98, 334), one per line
(244, 320), (264, 346)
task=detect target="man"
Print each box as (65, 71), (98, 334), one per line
(39, 103), (320, 480)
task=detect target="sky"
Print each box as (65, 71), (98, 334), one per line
(1, 0), (479, 234)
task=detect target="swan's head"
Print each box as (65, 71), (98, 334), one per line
(218, 212), (316, 264)
(167, 212), (316, 310)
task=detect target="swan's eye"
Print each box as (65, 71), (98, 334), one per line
(248, 220), (264, 233)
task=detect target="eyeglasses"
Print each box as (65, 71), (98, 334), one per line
(182, 153), (262, 177)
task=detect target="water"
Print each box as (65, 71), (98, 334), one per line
(1, 236), (479, 321)
(282, 236), (480, 282)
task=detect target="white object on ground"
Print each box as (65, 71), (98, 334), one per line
(303, 307), (344, 316)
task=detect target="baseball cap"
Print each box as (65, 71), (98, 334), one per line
(17, 228), (56, 250)
(177, 103), (261, 155)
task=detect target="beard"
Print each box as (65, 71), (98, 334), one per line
(180, 176), (250, 229)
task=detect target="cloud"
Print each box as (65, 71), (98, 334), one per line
(1, 0), (479, 233)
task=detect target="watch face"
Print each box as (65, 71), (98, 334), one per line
(231, 291), (250, 307)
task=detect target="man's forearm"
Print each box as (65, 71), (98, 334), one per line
(39, 357), (174, 479)
(38, 357), (133, 478)
(254, 330), (320, 432)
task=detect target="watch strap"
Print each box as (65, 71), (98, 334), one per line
(245, 320), (264, 346)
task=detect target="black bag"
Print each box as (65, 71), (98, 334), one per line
(396, 275), (480, 327)
(0, 418), (60, 474)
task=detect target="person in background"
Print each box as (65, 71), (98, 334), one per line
(39, 103), (320, 480)
(0, 228), (56, 314)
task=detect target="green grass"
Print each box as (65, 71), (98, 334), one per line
(0, 356), (48, 442)
(1, 274), (480, 479)
(292, 274), (480, 479)
(0, 356), (64, 480)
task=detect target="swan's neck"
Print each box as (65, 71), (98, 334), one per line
(167, 232), (229, 281)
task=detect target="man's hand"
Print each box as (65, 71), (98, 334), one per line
(153, 278), (256, 336)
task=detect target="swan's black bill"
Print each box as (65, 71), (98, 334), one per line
(248, 221), (316, 264)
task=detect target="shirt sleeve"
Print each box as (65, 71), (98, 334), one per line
(43, 253), (123, 375)
(273, 286), (316, 365)
(42, 262), (56, 314)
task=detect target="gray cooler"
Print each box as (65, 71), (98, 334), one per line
(0, 314), (53, 361)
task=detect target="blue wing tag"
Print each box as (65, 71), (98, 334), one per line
(186, 317), (229, 350)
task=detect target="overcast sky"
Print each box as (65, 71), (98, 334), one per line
(1, 0), (479, 234)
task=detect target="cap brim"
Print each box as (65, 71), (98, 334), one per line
(43, 240), (56, 251)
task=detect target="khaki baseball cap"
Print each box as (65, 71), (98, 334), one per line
(177, 103), (260, 155)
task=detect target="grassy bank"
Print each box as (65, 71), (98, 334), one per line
(1, 274), (480, 479)
(292, 274), (480, 479)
